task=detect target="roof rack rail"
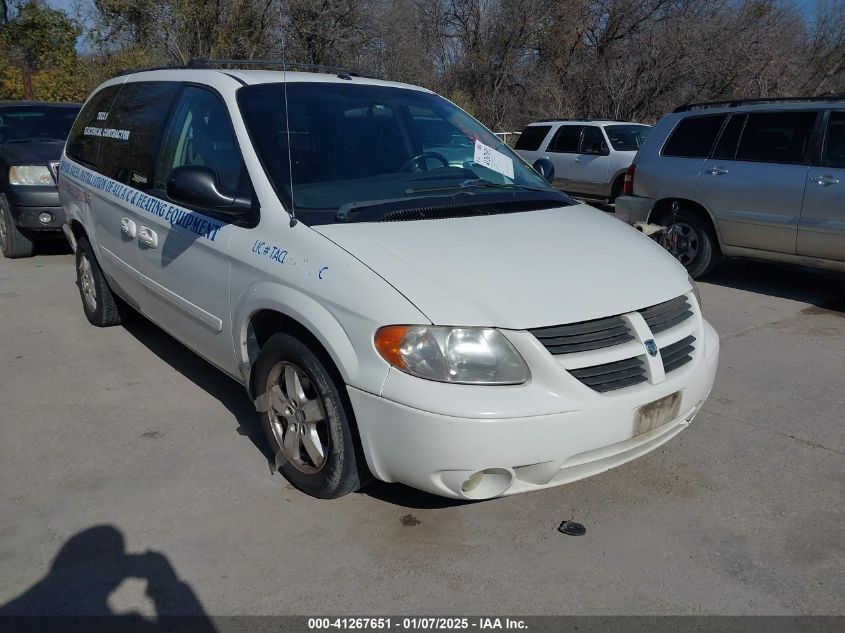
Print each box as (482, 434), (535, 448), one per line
(186, 58), (366, 79)
(673, 94), (844, 113)
(536, 118), (593, 122)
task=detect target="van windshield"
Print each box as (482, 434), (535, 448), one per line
(604, 124), (651, 151)
(237, 82), (569, 224)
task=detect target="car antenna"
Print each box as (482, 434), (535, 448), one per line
(279, 5), (298, 228)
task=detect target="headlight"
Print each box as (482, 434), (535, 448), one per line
(375, 325), (530, 385)
(9, 165), (54, 186)
(688, 275), (702, 310)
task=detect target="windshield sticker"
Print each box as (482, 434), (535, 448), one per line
(60, 160), (222, 242)
(473, 140), (514, 179)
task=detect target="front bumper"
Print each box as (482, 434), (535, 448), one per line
(350, 313), (719, 499)
(7, 186), (64, 230)
(614, 194), (655, 225)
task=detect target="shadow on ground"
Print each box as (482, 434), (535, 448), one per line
(703, 259), (844, 313)
(0, 525), (216, 630)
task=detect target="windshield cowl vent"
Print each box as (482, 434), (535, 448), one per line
(379, 197), (564, 222)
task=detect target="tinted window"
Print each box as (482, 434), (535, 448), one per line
(154, 86), (247, 193)
(514, 125), (551, 151)
(822, 112), (845, 169)
(662, 115), (726, 158)
(713, 114), (746, 160)
(97, 81), (180, 189)
(66, 86), (121, 168)
(0, 105), (79, 144)
(735, 111), (816, 164)
(548, 125), (581, 153)
(604, 124), (650, 151)
(579, 126), (607, 154)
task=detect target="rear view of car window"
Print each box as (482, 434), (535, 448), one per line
(735, 111), (817, 164)
(548, 125), (581, 153)
(662, 115), (726, 158)
(66, 85), (122, 168)
(97, 81), (181, 190)
(514, 125), (551, 151)
(822, 112), (845, 168)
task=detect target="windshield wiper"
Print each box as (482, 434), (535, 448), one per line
(404, 179), (550, 195)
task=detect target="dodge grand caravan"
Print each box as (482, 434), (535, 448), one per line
(59, 63), (719, 499)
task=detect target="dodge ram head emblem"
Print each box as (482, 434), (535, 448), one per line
(645, 339), (659, 357)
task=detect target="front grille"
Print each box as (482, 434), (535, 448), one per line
(639, 295), (693, 334)
(569, 356), (648, 392)
(661, 335), (695, 373)
(529, 316), (634, 354)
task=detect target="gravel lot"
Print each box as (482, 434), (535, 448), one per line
(1, 244), (843, 617)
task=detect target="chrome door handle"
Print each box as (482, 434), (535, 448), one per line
(120, 217), (137, 238)
(137, 226), (158, 248)
(574, 156), (582, 163)
(708, 167), (729, 176)
(812, 175), (840, 186)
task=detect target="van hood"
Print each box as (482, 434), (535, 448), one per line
(315, 204), (691, 329)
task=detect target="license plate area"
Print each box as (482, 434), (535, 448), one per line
(633, 391), (682, 437)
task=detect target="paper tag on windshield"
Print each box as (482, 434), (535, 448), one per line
(474, 139), (514, 179)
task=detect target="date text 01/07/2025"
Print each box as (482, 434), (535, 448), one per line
(307, 617), (528, 630)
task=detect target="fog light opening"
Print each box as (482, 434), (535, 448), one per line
(460, 468), (514, 499)
(38, 212), (53, 225)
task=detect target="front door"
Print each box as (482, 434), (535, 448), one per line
(568, 125), (611, 197)
(798, 110), (845, 262)
(138, 83), (252, 376)
(542, 125), (582, 192)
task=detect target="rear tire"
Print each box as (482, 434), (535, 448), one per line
(656, 205), (721, 279)
(0, 194), (34, 259)
(252, 333), (368, 499)
(75, 236), (127, 327)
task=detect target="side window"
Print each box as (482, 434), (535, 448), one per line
(662, 115), (727, 158)
(735, 111), (817, 164)
(821, 112), (845, 169)
(65, 85), (121, 168)
(548, 125), (581, 153)
(514, 125), (551, 151)
(713, 114), (747, 160)
(153, 86), (247, 194)
(98, 81), (181, 189)
(579, 126), (607, 154)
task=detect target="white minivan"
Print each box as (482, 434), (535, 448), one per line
(59, 63), (719, 500)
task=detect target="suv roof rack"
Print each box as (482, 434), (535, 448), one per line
(186, 58), (366, 79)
(117, 59), (368, 80)
(673, 94), (845, 113)
(535, 118), (593, 123)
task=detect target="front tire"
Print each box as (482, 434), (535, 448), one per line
(0, 194), (34, 259)
(253, 333), (368, 499)
(656, 205), (721, 279)
(75, 236), (127, 327)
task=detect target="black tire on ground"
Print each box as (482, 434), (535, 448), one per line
(656, 204), (722, 279)
(0, 194), (35, 259)
(252, 332), (369, 499)
(75, 236), (127, 327)
(609, 176), (624, 204)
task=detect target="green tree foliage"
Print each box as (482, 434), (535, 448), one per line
(0, 0), (84, 100)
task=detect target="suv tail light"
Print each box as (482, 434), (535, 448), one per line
(623, 164), (635, 196)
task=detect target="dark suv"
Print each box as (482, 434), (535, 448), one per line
(0, 101), (80, 258)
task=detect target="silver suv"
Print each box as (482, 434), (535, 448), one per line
(615, 98), (845, 278)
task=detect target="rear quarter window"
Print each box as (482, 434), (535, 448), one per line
(662, 114), (727, 158)
(66, 85), (122, 168)
(96, 81), (181, 189)
(514, 125), (551, 151)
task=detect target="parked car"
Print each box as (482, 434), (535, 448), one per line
(59, 63), (718, 500)
(615, 97), (845, 278)
(514, 119), (651, 203)
(0, 101), (81, 258)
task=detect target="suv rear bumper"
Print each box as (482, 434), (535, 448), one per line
(614, 195), (655, 225)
